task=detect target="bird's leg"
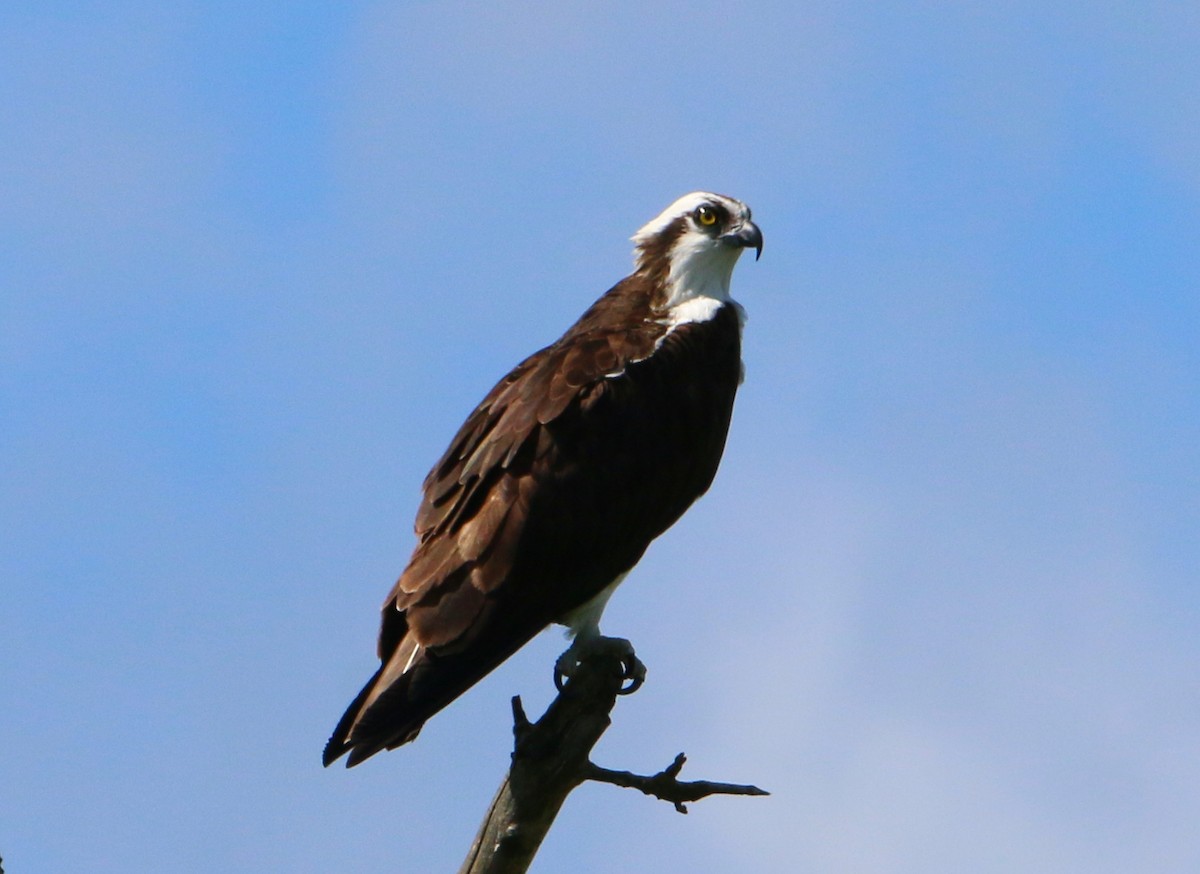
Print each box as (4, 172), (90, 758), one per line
(554, 635), (646, 695)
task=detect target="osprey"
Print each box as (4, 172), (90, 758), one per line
(324, 192), (762, 767)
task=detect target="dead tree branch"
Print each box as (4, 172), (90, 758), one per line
(584, 753), (768, 814)
(457, 646), (767, 874)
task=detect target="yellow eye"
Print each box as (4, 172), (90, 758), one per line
(695, 205), (719, 227)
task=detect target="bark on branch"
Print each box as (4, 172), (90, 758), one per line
(457, 646), (768, 874)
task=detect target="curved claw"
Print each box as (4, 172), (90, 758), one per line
(554, 635), (647, 695)
(614, 648), (647, 695)
(616, 657), (645, 695)
(553, 645), (578, 692)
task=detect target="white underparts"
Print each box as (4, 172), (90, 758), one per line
(658, 277), (747, 347)
(560, 572), (628, 641)
(664, 295), (729, 328)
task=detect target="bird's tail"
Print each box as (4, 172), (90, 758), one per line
(323, 620), (543, 767)
(323, 636), (430, 767)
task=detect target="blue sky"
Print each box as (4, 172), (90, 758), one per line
(2, 2), (1198, 871)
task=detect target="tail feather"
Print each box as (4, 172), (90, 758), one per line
(322, 666), (379, 767)
(323, 637), (428, 768)
(323, 618), (543, 766)
(323, 669), (430, 767)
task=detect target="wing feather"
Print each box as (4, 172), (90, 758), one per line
(325, 279), (743, 765)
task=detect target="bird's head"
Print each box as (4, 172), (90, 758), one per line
(631, 192), (762, 311)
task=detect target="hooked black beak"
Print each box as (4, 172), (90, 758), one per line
(722, 220), (763, 261)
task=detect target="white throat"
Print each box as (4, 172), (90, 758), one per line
(629, 191), (755, 329)
(661, 240), (740, 311)
(659, 237), (747, 330)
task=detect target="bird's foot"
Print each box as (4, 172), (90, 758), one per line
(554, 636), (646, 695)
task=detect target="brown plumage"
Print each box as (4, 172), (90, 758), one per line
(324, 192), (760, 766)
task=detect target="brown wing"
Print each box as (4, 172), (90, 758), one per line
(323, 286), (742, 766)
